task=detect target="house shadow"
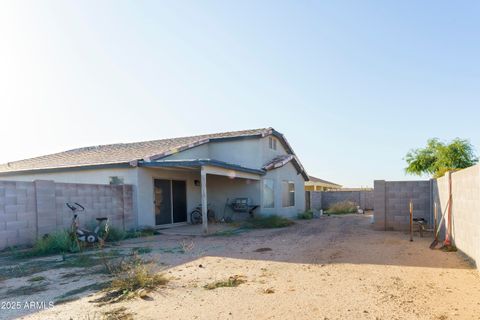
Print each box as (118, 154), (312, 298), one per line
(127, 214), (474, 271)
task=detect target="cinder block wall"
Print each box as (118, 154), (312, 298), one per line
(0, 180), (134, 250)
(434, 165), (480, 267)
(310, 191), (322, 211)
(373, 180), (432, 231)
(311, 190), (374, 211)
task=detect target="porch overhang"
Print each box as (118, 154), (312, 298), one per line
(137, 159), (264, 180)
(139, 159), (263, 235)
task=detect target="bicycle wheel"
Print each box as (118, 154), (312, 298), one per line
(190, 210), (202, 224)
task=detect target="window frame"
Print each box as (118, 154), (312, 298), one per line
(282, 181), (295, 207)
(269, 137), (277, 150)
(262, 179), (275, 208)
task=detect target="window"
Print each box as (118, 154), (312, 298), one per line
(282, 181), (295, 207)
(269, 137), (277, 150)
(109, 176), (124, 185)
(263, 179), (275, 208)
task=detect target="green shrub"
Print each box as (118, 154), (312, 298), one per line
(125, 227), (159, 239)
(326, 201), (358, 214)
(242, 215), (294, 229)
(297, 210), (313, 220)
(106, 227), (127, 242)
(106, 227), (159, 243)
(27, 230), (77, 256)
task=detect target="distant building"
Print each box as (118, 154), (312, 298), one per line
(305, 176), (341, 191)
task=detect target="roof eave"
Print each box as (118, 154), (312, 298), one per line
(0, 162), (133, 177)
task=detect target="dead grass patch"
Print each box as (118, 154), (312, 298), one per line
(95, 252), (168, 304)
(204, 275), (246, 290)
(1, 283), (49, 299)
(103, 307), (134, 320)
(263, 287), (275, 294)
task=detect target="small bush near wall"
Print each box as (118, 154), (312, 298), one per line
(243, 215), (294, 228)
(326, 201), (358, 214)
(106, 227), (159, 242)
(13, 230), (78, 258)
(297, 210), (314, 220)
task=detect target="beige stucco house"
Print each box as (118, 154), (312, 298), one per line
(0, 128), (308, 233)
(305, 176), (341, 191)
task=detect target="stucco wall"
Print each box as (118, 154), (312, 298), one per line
(205, 175), (260, 220)
(163, 144), (210, 161)
(433, 166), (480, 267)
(0, 180), (134, 250)
(260, 162), (306, 218)
(209, 139), (263, 169)
(136, 167), (201, 227)
(164, 136), (289, 170)
(0, 167), (138, 185)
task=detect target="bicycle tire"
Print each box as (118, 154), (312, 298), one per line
(191, 210), (202, 224)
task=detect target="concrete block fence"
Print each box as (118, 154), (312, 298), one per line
(374, 165), (480, 267)
(0, 180), (134, 250)
(373, 180), (432, 231)
(310, 190), (374, 211)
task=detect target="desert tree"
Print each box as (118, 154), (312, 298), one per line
(405, 138), (478, 178)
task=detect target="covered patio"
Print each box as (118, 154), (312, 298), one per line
(138, 159), (263, 234)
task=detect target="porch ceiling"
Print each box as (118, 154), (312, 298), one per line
(137, 159), (264, 180)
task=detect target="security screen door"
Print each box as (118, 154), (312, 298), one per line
(154, 179), (187, 225)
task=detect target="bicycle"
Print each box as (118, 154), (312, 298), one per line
(66, 202), (109, 247)
(190, 203), (215, 224)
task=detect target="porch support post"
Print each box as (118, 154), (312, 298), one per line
(201, 166), (208, 234)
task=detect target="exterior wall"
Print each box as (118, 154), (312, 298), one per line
(163, 144), (210, 160)
(209, 138), (264, 169)
(164, 136), (289, 170)
(0, 180), (134, 250)
(0, 167), (138, 185)
(319, 190), (374, 210)
(373, 180), (432, 231)
(136, 167), (201, 227)
(433, 165), (480, 267)
(260, 162), (306, 218)
(259, 135), (289, 164)
(206, 175), (260, 220)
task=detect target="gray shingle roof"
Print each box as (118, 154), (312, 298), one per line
(0, 128), (274, 173)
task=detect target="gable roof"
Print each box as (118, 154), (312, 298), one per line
(0, 128), (307, 179)
(308, 175), (342, 188)
(262, 154), (308, 181)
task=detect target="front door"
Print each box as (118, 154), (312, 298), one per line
(154, 179), (187, 225)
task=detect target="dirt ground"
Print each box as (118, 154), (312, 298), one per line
(3, 214), (480, 320)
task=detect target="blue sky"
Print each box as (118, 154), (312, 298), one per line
(0, 1), (479, 187)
